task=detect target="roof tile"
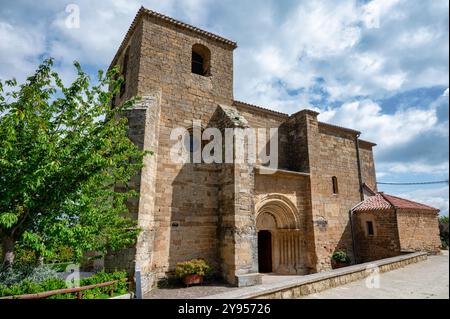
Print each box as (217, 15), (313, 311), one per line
(354, 192), (439, 213)
(354, 193), (392, 212)
(381, 193), (439, 212)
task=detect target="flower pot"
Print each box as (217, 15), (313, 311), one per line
(183, 274), (204, 286)
(333, 262), (350, 269)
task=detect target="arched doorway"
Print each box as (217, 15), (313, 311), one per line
(255, 195), (304, 275)
(258, 230), (272, 273)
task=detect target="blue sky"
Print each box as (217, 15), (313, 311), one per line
(0, 0), (448, 215)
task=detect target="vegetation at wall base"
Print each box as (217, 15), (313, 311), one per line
(0, 270), (129, 299)
(332, 250), (351, 264)
(175, 259), (213, 279)
(439, 216), (449, 249)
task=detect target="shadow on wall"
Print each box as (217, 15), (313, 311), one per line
(331, 220), (356, 267)
(168, 161), (221, 277)
(167, 108), (224, 279)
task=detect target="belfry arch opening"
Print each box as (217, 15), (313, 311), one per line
(192, 44), (211, 76)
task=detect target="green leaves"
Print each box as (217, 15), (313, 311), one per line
(0, 213), (18, 229)
(175, 259), (213, 279)
(0, 59), (146, 263)
(0, 269), (128, 298)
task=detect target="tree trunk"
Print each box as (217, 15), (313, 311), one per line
(1, 236), (15, 267)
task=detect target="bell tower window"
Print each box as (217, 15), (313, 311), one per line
(332, 176), (339, 194)
(191, 44), (211, 76)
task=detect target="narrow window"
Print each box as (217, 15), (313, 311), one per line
(191, 44), (211, 76)
(192, 51), (204, 75)
(367, 221), (374, 236)
(120, 47), (130, 97)
(332, 176), (339, 194)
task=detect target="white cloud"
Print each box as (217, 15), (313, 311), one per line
(0, 22), (45, 82)
(399, 186), (449, 215)
(379, 162), (449, 175)
(319, 99), (439, 147)
(318, 94), (448, 175)
(1, 0), (448, 103)
(361, 0), (403, 28)
(234, 0), (448, 107)
(49, 1), (142, 66)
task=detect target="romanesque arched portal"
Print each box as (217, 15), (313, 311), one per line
(255, 195), (305, 275)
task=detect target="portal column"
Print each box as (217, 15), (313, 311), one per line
(275, 230), (303, 275)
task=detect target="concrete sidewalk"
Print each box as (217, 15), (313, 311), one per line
(303, 251), (449, 299)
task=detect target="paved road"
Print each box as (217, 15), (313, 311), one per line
(303, 252), (449, 299)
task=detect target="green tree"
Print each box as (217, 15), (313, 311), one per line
(0, 59), (146, 267)
(439, 215), (449, 249)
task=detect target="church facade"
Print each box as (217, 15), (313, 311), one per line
(104, 7), (441, 294)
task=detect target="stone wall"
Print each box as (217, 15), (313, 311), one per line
(111, 20), (143, 107)
(396, 209), (441, 254)
(353, 210), (401, 262)
(215, 106), (261, 287)
(104, 94), (161, 294)
(234, 103), (291, 170)
(301, 115), (363, 271)
(359, 141), (377, 192)
(134, 14), (235, 284)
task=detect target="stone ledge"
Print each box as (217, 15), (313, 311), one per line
(254, 166), (310, 178)
(109, 293), (134, 299)
(200, 252), (427, 299)
(235, 273), (262, 287)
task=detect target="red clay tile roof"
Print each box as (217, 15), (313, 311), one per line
(354, 193), (392, 212)
(381, 193), (440, 212)
(353, 192), (440, 213)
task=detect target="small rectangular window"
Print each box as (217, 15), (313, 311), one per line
(332, 176), (339, 194)
(367, 221), (374, 236)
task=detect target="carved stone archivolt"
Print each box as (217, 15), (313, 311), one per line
(255, 194), (306, 275)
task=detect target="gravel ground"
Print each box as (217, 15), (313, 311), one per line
(145, 281), (239, 299)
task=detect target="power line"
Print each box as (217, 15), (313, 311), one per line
(377, 180), (449, 186)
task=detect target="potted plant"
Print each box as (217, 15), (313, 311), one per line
(332, 250), (351, 269)
(175, 259), (212, 286)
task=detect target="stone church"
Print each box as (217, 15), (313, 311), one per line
(104, 7), (441, 294)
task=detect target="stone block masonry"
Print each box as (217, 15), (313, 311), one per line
(104, 7), (439, 293)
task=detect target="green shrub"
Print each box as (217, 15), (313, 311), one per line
(14, 248), (38, 266)
(175, 259), (213, 279)
(0, 277), (66, 297)
(46, 262), (74, 273)
(439, 216), (449, 250)
(0, 270), (128, 299)
(0, 264), (58, 287)
(332, 250), (351, 263)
